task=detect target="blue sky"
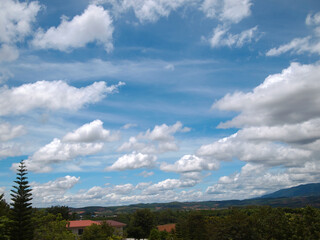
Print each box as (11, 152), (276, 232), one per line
(0, 0), (320, 207)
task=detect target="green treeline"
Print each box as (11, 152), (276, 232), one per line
(108, 207), (320, 240)
(173, 207), (320, 240)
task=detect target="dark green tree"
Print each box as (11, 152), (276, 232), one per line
(46, 205), (70, 220)
(149, 228), (161, 240)
(186, 212), (207, 240)
(127, 209), (155, 239)
(0, 194), (10, 217)
(0, 193), (11, 240)
(10, 160), (33, 240)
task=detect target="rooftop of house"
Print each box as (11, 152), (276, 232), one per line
(68, 220), (126, 228)
(157, 223), (176, 232)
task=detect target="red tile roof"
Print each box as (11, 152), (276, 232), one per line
(68, 220), (126, 228)
(105, 220), (126, 228)
(157, 223), (176, 232)
(68, 220), (100, 228)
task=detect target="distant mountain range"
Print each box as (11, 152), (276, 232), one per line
(260, 183), (320, 199)
(71, 183), (320, 215)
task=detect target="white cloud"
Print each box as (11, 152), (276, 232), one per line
(32, 5), (114, 52)
(201, 0), (252, 23)
(0, 69), (13, 84)
(194, 61), (320, 198)
(213, 62), (320, 128)
(306, 12), (320, 26)
(106, 152), (157, 171)
(63, 120), (119, 142)
(107, 0), (192, 23)
(0, 122), (25, 142)
(0, 143), (21, 159)
(117, 136), (157, 154)
(32, 175), (80, 204)
(267, 12), (320, 56)
(208, 25), (258, 48)
(206, 161), (320, 200)
(142, 121), (190, 141)
(143, 178), (198, 195)
(22, 138), (104, 172)
(122, 123), (137, 129)
(113, 183), (135, 194)
(29, 176), (204, 207)
(118, 121), (189, 154)
(197, 134), (311, 167)
(11, 120), (118, 172)
(236, 119), (320, 144)
(0, 44), (19, 63)
(161, 154), (219, 173)
(0, 0), (40, 62)
(266, 37), (319, 56)
(0, 80), (124, 116)
(0, 0), (40, 43)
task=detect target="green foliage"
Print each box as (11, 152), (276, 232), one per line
(0, 216), (12, 240)
(149, 228), (161, 240)
(46, 205), (71, 220)
(186, 213), (207, 240)
(10, 160), (33, 240)
(0, 194), (11, 240)
(289, 206), (320, 240)
(173, 206), (320, 240)
(81, 221), (115, 240)
(33, 211), (75, 240)
(149, 228), (176, 240)
(127, 209), (155, 239)
(0, 194), (10, 217)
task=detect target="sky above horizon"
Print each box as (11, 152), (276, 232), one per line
(0, 0), (320, 208)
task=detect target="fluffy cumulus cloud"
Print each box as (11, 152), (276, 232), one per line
(206, 161), (320, 199)
(161, 154), (219, 173)
(208, 25), (259, 48)
(24, 138), (104, 172)
(142, 121), (190, 141)
(213, 62), (320, 128)
(13, 120), (117, 172)
(267, 12), (320, 56)
(63, 120), (119, 142)
(143, 178), (198, 195)
(30, 175), (203, 207)
(0, 80), (124, 116)
(32, 175), (80, 205)
(193, 61), (320, 198)
(118, 121), (189, 154)
(32, 5), (114, 52)
(201, 0), (252, 23)
(106, 152), (157, 171)
(197, 134), (312, 167)
(0, 0), (40, 62)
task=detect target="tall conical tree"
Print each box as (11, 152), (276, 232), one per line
(10, 160), (33, 240)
